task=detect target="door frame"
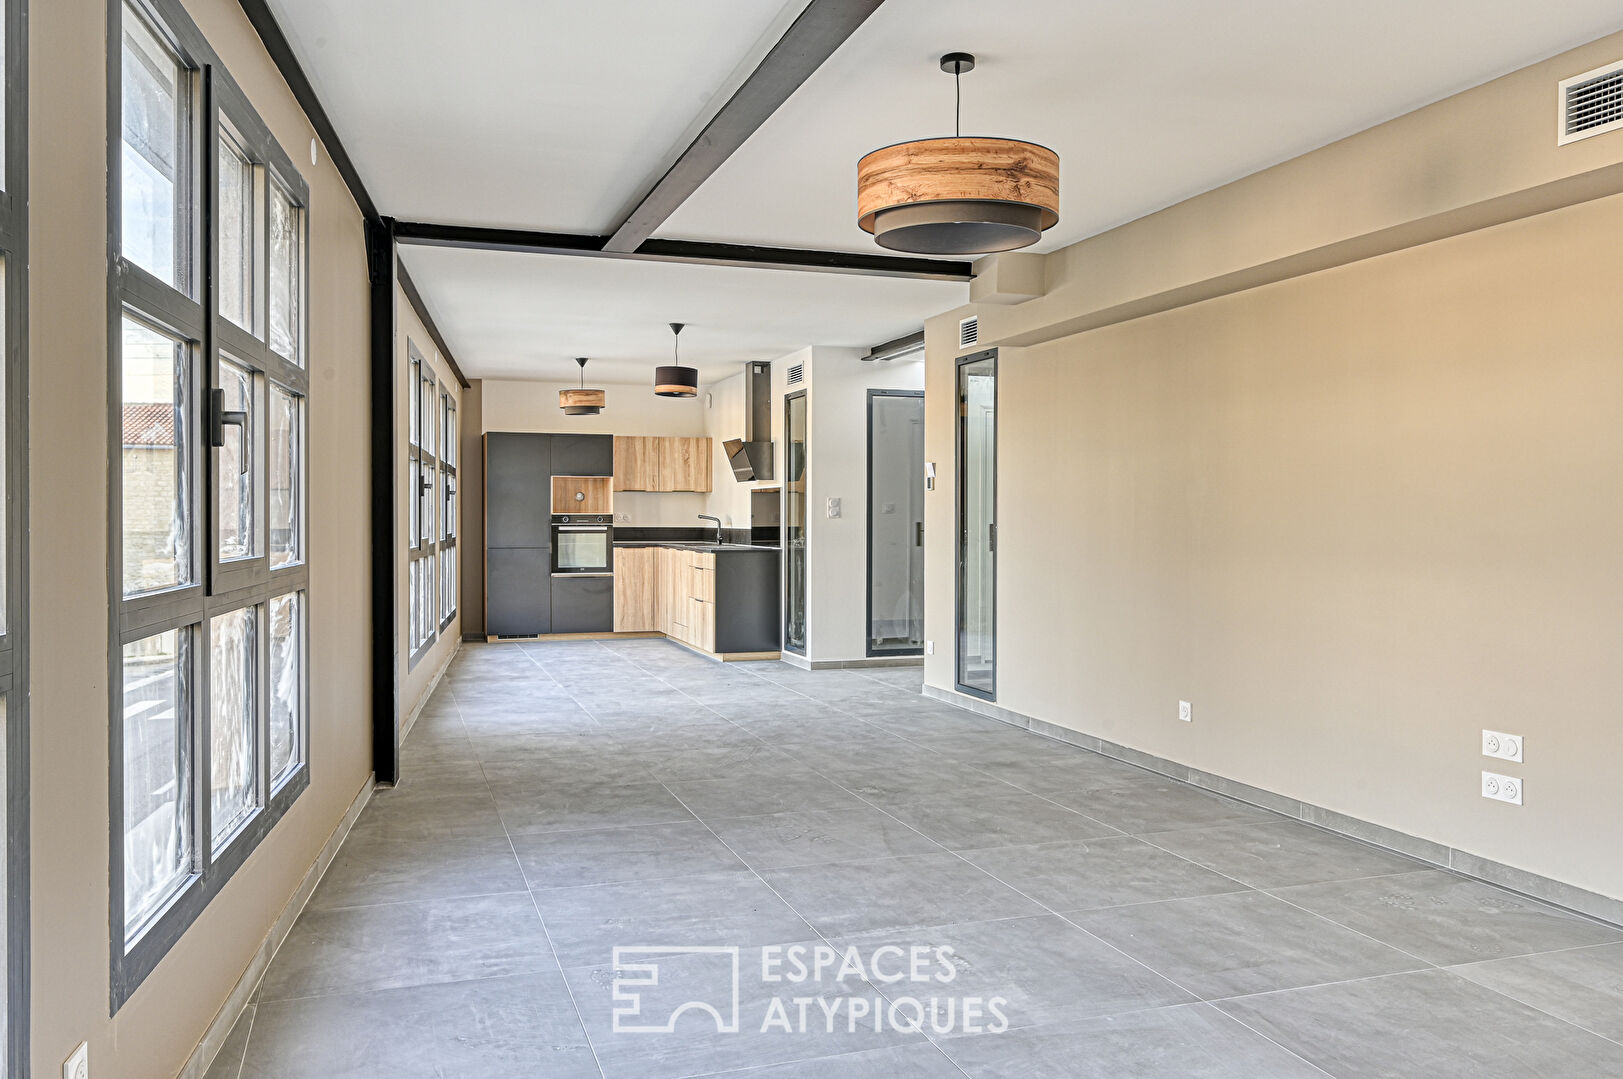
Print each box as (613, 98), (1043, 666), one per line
(782, 388), (808, 656)
(955, 348), (997, 700)
(866, 388), (925, 658)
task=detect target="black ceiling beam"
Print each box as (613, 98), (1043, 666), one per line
(396, 261), (471, 388)
(393, 221), (974, 282)
(237, 0), (378, 221)
(602, 0), (886, 253)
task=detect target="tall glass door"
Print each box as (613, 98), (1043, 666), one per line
(868, 390), (925, 656)
(783, 391), (808, 654)
(957, 351), (996, 697)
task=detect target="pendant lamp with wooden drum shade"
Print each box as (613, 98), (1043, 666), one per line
(857, 53), (1058, 255)
(560, 357), (605, 415)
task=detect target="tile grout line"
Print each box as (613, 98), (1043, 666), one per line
(596, 641), (977, 1078)
(712, 651), (1348, 1076)
(508, 644), (616, 1079)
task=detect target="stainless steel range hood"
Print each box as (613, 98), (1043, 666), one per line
(723, 361), (774, 482)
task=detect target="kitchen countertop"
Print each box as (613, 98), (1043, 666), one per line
(615, 541), (779, 553)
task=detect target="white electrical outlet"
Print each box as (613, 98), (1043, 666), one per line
(1178, 701), (1193, 723)
(826, 497), (842, 519)
(1482, 730), (1523, 763)
(1482, 771), (1523, 805)
(924, 641), (934, 655)
(64, 1041), (88, 1079)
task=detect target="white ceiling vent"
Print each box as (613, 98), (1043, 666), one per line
(1559, 60), (1623, 144)
(786, 362), (804, 386)
(959, 316), (979, 350)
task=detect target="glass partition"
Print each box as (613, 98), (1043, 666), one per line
(868, 390), (925, 656)
(784, 391), (808, 654)
(956, 351), (996, 697)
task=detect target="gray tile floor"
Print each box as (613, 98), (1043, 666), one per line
(208, 640), (1623, 1078)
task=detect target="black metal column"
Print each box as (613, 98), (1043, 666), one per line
(367, 216), (400, 784)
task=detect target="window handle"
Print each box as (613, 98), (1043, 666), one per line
(210, 388), (249, 474)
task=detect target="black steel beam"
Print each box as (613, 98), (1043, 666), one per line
(603, 0), (885, 253)
(237, 0), (378, 221)
(393, 221), (973, 282)
(366, 217), (400, 785)
(397, 261), (471, 389)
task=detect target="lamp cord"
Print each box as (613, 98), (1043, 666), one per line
(955, 64), (961, 137)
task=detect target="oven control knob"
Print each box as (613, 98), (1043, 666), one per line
(559, 515), (569, 523)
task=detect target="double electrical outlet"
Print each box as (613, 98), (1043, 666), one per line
(1481, 729), (1525, 806)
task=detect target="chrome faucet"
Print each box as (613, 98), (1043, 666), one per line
(697, 514), (723, 545)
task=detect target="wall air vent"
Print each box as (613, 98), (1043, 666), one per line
(1559, 60), (1623, 144)
(959, 316), (979, 349)
(786, 363), (804, 386)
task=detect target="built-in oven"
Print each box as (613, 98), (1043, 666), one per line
(551, 514), (614, 575)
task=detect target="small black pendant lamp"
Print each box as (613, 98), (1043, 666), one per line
(654, 322), (698, 398)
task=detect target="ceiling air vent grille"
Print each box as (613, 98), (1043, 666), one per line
(959, 316), (979, 349)
(1559, 60), (1623, 144)
(786, 363), (804, 386)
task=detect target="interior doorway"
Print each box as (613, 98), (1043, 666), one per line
(867, 389), (925, 656)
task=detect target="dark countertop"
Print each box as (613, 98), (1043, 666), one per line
(615, 541), (779, 553)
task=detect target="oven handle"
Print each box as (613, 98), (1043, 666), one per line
(555, 526), (609, 531)
(552, 572), (613, 578)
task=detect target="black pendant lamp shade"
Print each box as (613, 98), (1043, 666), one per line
(655, 322), (698, 398)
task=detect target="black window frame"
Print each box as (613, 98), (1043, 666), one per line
(106, 0), (312, 1008)
(1, 0), (29, 1069)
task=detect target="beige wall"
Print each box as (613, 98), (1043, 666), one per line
(805, 349), (922, 663)
(398, 286), (462, 717)
(924, 33), (1623, 903)
(31, 1), (375, 1076)
(480, 377), (710, 526)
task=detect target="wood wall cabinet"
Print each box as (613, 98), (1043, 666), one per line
(613, 546), (657, 631)
(613, 436), (712, 493)
(551, 475), (613, 513)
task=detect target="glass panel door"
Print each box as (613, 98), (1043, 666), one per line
(784, 391), (808, 654)
(957, 351), (996, 697)
(868, 391), (925, 656)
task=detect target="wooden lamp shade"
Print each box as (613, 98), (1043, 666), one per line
(560, 357), (606, 415)
(857, 137), (1059, 254)
(559, 387), (606, 414)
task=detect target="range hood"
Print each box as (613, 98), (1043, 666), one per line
(723, 361), (774, 482)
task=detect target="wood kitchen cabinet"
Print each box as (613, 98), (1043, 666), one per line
(613, 436), (712, 493)
(551, 475), (612, 513)
(613, 546), (657, 631)
(614, 542), (777, 658)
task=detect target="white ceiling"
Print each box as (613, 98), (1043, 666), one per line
(269, 0), (1623, 378)
(398, 245), (959, 384)
(662, 0), (1623, 252)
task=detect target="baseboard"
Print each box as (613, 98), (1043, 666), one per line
(177, 773), (377, 1079)
(776, 653), (924, 670)
(922, 684), (1623, 930)
(400, 638), (461, 744)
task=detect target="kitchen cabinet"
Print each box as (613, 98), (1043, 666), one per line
(612, 436), (713, 493)
(613, 437), (658, 492)
(552, 575), (614, 633)
(485, 547), (551, 636)
(662, 438), (711, 493)
(551, 475), (613, 514)
(551, 433), (613, 477)
(485, 433), (552, 547)
(614, 547), (657, 631)
(618, 543), (777, 657)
